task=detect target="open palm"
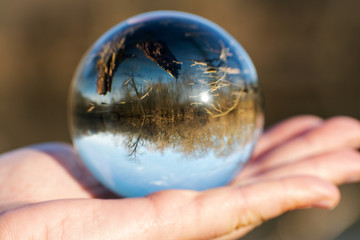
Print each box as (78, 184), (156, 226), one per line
(1, 115), (360, 239)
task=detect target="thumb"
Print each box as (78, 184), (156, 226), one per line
(0, 176), (339, 240)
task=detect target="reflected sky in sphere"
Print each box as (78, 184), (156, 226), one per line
(75, 133), (254, 197)
(69, 11), (263, 197)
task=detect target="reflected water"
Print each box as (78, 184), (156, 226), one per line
(69, 11), (263, 197)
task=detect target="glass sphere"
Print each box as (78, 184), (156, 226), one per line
(69, 11), (263, 197)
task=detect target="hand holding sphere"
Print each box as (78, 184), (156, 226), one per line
(1, 116), (360, 239)
(1, 11), (359, 240)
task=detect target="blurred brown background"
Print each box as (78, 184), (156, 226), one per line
(0, 0), (359, 239)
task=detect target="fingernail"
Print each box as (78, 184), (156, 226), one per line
(345, 175), (360, 183)
(313, 199), (337, 209)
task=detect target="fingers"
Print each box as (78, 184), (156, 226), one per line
(243, 117), (360, 178)
(252, 115), (323, 159)
(262, 116), (360, 162)
(234, 149), (360, 186)
(208, 177), (339, 240)
(0, 177), (339, 240)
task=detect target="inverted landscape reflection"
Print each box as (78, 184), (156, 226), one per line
(70, 11), (263, 197)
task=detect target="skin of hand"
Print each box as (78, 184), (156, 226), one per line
(0, 115), (359, 240)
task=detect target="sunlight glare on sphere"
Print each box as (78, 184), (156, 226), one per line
(200, 92), (210, 103)
(69, 11), (263, 197)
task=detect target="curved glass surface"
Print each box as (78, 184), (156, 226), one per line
(69, 11), (263, 197)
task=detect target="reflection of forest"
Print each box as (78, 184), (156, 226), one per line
(73, 83), (261, 159)
(75, 29), (263, 159)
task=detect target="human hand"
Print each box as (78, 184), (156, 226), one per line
(0, 116), (359, 239)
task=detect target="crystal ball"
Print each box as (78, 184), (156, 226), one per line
(69, 11), (263, 197)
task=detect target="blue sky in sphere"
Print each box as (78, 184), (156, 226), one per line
(74, 133), (254, 197)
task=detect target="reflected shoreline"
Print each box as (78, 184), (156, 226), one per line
(73, 97), (259, 160)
